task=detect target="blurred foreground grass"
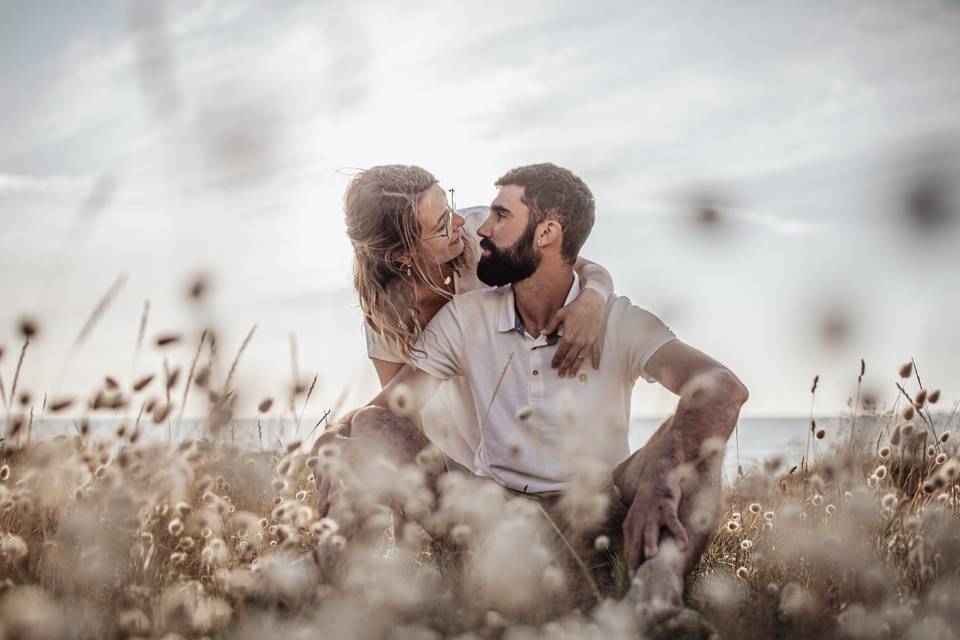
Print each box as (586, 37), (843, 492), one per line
(0, 357), (958, 639)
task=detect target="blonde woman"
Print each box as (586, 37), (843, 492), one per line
(342, 164), (614, 469)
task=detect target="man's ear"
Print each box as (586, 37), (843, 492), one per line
(537, 219), (563, 249)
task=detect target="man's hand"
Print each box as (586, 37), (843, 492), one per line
(545, 287), (610, 377)
(623, 458), (689, 574)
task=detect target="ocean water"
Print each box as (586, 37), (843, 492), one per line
(4, 414), (910, 483)
(632, 415), (895, 480)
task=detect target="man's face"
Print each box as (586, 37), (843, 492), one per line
(476, 185), (540, 287)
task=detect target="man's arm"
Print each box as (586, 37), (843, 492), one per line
(623, 339), (748, 570)
(644, 340), (749, 453)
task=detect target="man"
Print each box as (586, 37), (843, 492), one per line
(319, 163), (748, 621)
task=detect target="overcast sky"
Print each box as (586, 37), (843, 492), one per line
(1, 0), (959, 419)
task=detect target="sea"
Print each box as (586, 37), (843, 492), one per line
(3, 414), (925, 483)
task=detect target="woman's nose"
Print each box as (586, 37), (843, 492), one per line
(453, 212), (466, 230)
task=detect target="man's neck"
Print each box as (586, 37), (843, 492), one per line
(512, 261), (574, 338)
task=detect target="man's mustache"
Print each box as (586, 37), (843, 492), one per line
(479, 238), (495, 253)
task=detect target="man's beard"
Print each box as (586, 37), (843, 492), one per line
(476, 222), (540, 287)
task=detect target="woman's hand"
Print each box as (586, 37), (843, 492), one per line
(544, 287), (610, 377)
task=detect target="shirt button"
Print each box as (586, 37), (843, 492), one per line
(533, 369), (539, 376)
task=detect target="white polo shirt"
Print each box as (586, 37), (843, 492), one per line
(412, 273), (676, 494)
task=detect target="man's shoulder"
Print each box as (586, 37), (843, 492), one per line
(606, 295), (671, 334)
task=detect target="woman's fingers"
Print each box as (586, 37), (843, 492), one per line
(544, 308), (566, 338)
(563, 345), (587, 376)
(551, 339), (572, 370)
(591, 340), (602, 370)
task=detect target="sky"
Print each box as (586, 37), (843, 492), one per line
(1, 0), (959, 420)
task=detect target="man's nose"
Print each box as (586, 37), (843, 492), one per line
(477, 217), (492, 238)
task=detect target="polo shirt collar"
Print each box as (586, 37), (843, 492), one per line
(496, 271), (581, 339)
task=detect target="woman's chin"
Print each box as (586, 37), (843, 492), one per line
(447, 236), (465, 258)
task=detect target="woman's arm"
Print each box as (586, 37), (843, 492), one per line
(372, 358), (405, 388)
(574, 257), (614, 300)
(544, 257), (615, 377)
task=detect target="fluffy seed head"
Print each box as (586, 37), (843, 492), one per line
(1, 535), (28, 561)
(899, 362), (913, 378)
(388, 384), (414, 417)
(879, 447), (891, 459)
(903, 406), (915, 421)
(881, 493), (897, 509)
(736, 566), (750, 580)
(890, 427), (902, 447)
(740, 539), (753, 550)
(749, 503), (761, 514)
(929, 389), (940, 404)
(450, 524), (472, 546)
(874, 465), (887, 480)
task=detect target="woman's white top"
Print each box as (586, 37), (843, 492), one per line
(362, 207), (490, 468)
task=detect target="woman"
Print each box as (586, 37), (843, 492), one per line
(344, 164), (614, 469)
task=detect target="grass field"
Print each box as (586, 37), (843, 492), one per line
(1, 333), (958, 638)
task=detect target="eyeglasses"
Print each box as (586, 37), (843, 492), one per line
(424, 188), (457, 241)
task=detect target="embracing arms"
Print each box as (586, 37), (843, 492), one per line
(370, 256), (614, 388)
(545, 256), (614, 377)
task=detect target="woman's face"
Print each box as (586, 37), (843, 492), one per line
(416, 184), (465, 265)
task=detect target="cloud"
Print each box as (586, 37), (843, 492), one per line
(0, 172), (88, 196)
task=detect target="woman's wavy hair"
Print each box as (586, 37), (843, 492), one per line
(344, 165), (472, 362)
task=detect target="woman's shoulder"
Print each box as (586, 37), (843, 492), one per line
(361, 320), (405, 364)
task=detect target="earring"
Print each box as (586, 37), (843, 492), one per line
(405, 265), (412, 277)
(537, 239), (542, 247)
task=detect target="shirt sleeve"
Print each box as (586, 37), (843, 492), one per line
(618, 301), (677, 383)
(362, 322), (405, 365)
(410, 300), (465, 381)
